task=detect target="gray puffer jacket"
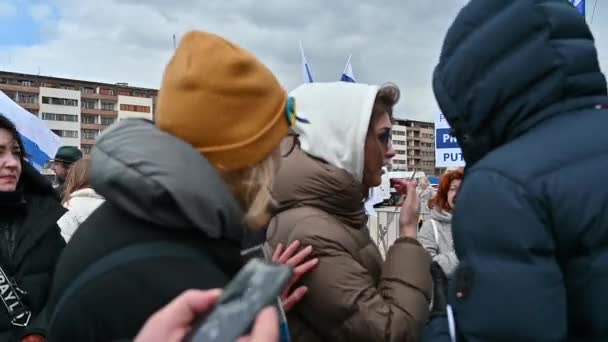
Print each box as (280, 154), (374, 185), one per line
(418, 209), (458, 277)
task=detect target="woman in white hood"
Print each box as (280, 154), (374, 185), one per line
(267, 82), (432, 342)
(57, 157), (104, 241)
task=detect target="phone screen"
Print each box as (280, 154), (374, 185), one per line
(185, 259), (292, 342)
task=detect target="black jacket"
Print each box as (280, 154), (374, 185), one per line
(425, 0), (608, 341)
(0, 163), (66, 341)
(45, 119), (246, 342)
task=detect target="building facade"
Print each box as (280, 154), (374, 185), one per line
(0, 71), (157, 155)
(391, 119), (437, 175)
(390, 122), (408, 171)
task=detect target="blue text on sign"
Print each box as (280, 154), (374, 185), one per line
(442, 152), (464, 162)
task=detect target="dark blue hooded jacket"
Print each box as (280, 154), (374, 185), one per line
(425, 0), (608, 340)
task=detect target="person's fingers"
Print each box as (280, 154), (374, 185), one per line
(293, 257), (318, 276)
(281, 286), (309, 312)
(277, 240), (301, 264)
(285, 245), (313, 267)
(155, 289), (222, 327)
(249, 307), (280, 341)
(271, 243), (284, 262)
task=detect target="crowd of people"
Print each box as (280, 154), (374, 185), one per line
(0, 0), (607, 341)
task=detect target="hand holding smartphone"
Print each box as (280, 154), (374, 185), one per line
(184, 259), (293, 342)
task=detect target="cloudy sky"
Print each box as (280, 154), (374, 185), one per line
(0, 0), (606, 121)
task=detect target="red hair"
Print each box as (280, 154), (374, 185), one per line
(428, 168), (464, 213)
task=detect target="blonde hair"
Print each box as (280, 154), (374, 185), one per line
(219, 155), (276, 229)
(63, 157), (92, 204)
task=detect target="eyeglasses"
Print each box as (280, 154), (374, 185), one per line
(281, 132), (299, 158)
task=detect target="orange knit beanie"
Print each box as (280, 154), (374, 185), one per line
(155, 31), (291, 170)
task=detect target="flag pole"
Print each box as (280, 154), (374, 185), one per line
(343, 54), (352, 74)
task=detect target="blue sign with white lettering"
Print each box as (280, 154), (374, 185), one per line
(436, 128), (460, 149)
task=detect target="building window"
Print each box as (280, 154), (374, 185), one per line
(101, 102), (115, 111)
(81, 115), (96, 124)
(42, 112), (78, 122)
(82, 145), (92, 154)
(51, 129), (79, 138)
(81, 87), (95, 93)
(41, 96), (78, 106)
(118, 90), (131, 96)
(99, 88), (115, 96)
(100, 117), (115, 125)
(3, 91), (16, 101)
(82, 129), (98, 140)
(27, 109), (38, 116)
(82, 100), (96, 109)
(17, 93), (38, 104)
(120, 104), (150, 113)
(21, 80), (32, 87)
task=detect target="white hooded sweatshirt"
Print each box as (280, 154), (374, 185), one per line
(289, 82), (380, 183)
(57, 188), (105, 242)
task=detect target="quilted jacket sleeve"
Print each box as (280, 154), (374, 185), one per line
(288, 216), (432, 342)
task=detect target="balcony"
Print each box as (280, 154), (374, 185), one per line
(81, 92), (118, 102)
(80, 138), (97, 145)
(0, 83), (39, 94)
(81, 123), (107, 130)
(81, 107), (118, 116)
(19, 102), (39, 110)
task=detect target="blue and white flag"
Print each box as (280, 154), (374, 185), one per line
(0, 91), (61, 170)
(340, 55), (356, 83)
(569, 0), (585, 17)
(299, 41), (314, 83)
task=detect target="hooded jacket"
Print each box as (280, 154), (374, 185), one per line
(57, 188), (105, 242)
(267, 82), (432, 342)
(45, 119), (246, 342)
(0, 163), (65, 341)
(418, 186), (434, 222)
(418, 209), (457, 277)
(425, 0), (608, 340)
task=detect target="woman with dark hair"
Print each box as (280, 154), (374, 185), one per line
(0, 115), (65, 341)
(267, 82), (432, 341)
(57, 157), (104, 242)
(418, 168), (463, 278)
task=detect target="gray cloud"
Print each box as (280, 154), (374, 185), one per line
(2, 0), (607, 121)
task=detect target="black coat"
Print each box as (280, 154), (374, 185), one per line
(45, 119), (246, 342)
(0, 163), (66, 341)
(425, 0), (608, 341)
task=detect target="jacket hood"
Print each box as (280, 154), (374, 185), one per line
(433, 0), (608, 166)
(18, 161), (59, 200)
(90, 119), (244, 243)
(290, 82), (380, 183)
(68, 188), (104, 200)
(273, 148), (367, 228)
(431, 209), (452, 223)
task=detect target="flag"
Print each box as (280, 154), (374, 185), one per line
(569, 0), (585, 16)
(340, 55), (356, 83)
(299, 41), (314, 83)
(0, 91), (61, 170)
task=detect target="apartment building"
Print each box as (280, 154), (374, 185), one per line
(392, 119), (437, 175)
(0, 71), (157, 155)
(390, 122), (408, 171)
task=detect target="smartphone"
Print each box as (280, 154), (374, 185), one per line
(185, 259), (293, 342)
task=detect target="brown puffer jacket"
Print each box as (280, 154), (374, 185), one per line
(267, 149), (432, 342)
